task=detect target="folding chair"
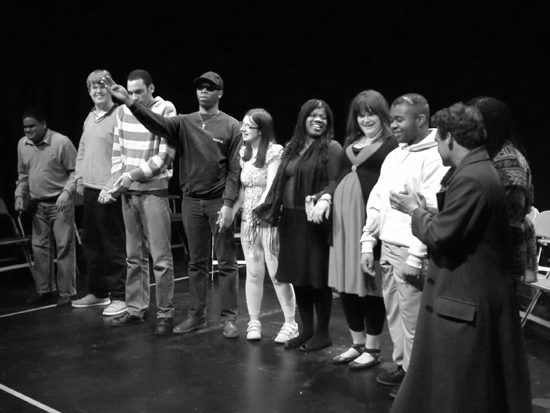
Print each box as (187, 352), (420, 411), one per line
(0, 197), (35, 277)
(526, 206), (539, 223)
(520, 210), (550, 327)
(168, 195), (188, 254)
(210, 216), (246, 281)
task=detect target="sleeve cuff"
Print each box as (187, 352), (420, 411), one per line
(405, 254), (423, 269)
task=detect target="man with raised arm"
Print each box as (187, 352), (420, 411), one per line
(105, 71), (242, 338)
(102, 70), (176, 336)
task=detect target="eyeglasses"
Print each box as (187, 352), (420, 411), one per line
(240, 122), (259, 130)
(90, 85), (107, 92)
(197, 84), (219, 92)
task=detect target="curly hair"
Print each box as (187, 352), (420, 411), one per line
(466, 96), (526, 159)
(283, 99), (334, 160)
(345, 90), (392, 144)
(241, 108), (277, 169)
(431, 102), (485, 149)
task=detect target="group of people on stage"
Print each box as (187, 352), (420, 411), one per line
(15, 68), (535, 412)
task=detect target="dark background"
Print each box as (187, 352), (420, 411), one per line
(2, 1), (549, 213)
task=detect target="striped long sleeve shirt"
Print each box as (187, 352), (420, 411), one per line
(106, 96), (176, 192)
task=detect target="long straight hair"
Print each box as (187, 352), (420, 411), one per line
(242, 108), (276, 168)
(283, 99), (334, 160)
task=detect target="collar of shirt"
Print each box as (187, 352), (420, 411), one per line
(25, 129), (52, 147)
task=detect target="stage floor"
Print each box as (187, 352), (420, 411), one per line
(1, 254), (549, 413)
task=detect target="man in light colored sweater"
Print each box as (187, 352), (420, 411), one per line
(15, 108), (77, 306)
(360, 94), (448, 397)
(100, 70), (176, 336)
(71, 69), (128, 317)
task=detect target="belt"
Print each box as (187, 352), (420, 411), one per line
(35, 195), (59, 203)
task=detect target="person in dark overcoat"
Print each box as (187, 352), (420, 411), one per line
(389, 102), (532, 413)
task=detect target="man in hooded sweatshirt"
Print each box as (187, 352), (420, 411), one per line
(360, 94), (448, 398)
(100, 69), (176, 336)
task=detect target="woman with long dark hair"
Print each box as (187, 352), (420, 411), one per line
(466, 96), (537, 282)
(328, 90), (398, 368)
(255, 99), (343, 351)
(236, 109), (297, 342)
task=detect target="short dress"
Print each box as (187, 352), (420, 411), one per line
(239, 143), (284, 224)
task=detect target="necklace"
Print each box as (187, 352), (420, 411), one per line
(198, 110), (220, 129)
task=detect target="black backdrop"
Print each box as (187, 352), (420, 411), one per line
(3, 1), (549, 214)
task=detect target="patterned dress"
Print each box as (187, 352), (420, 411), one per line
(492, 142), (537, 281)
(239, 143), (283, 244)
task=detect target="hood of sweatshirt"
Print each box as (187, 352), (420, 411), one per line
(399, 128), (438, 153)
(147, 96), (166, 109)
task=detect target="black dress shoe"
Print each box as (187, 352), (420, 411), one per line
(155, 318), (174, 335)
(26, 292), (55, 305)
(57, 294), (77, 307)
(110, 310), (150, 327)
(299, 336), (333, 352)
(173, 317), (207, 334)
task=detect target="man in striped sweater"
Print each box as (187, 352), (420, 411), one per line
(100, 69), (176, 335)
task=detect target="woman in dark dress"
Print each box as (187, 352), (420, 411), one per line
(255, 99), (342, 351)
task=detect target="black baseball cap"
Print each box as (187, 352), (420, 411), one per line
(194, 71), (224, 90)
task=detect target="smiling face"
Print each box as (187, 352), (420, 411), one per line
(89, 82), (112, 107)
(196, 82), (222, 110)
(127, 78), (154, 106)
(305, 107), (328, 138)
(357, 110), (382, 138)
(23, 117), (47, 144)
(390, 104), (419, 144)
(240, 115), (261, 146)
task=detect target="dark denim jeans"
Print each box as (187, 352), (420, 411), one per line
(181, 194), (238, 321)
(82, 188), (127, 300)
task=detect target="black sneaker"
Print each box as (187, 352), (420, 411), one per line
(377, 366), (405, 385)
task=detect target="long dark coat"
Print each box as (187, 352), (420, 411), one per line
(391, 147), (532, 413)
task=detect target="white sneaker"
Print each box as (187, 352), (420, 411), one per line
(274, 322), (299, 344)
(102, 300), (128, 316)
(72, 294), (110, 308)
(246, 320), (261, 340)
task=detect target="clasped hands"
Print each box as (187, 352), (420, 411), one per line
(389, 183), (426, 215)
(305, 195), (330, 224)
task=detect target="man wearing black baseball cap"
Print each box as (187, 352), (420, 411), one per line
(105, 71), (242, 338)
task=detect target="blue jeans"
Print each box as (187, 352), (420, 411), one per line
(31, 199), (76, 297)
(82, 188), (127, 300)
(122, 193), (174, 319)
(182, 194), (238, 321)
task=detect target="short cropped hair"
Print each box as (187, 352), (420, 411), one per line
(431, 102), (485, 150)
(87, 69), (112, 90)
(22, 108), (47, 123)
(128, 69), (153, 87)
(392, 93), (430, 121)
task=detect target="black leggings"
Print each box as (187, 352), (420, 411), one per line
(340, 292), (385, 335)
